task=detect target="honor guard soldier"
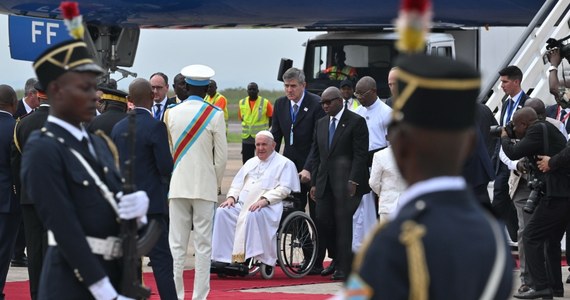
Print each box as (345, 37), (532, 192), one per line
(165, 64), (227, 300)
(21, 38), (150, 299)
(339, 54), (514, 299)
(88, 87), (129, 135)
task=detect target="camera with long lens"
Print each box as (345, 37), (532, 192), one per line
(546, 37), (570, 61)
(521, 158), (545, 214)
(490, 121), (515, 138)
(523, 177), (544, 214)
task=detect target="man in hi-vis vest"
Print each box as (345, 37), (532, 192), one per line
(238, 82), (273, 164)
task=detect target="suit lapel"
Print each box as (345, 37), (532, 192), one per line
(294, 93), (310, 125)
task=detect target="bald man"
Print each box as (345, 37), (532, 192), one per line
(501, 107), (569, 298)
(111, 79), (176, 300)
(308, 86), (369, 280)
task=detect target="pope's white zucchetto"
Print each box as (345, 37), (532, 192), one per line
(256, 130), (274, 140)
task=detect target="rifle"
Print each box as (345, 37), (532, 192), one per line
(119, 111), (162, 299)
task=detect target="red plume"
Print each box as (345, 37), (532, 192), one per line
(60, 1), (80, 20)
(401, 0), (430, 13)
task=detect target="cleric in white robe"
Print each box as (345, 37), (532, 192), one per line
(212, 130), (300, 266)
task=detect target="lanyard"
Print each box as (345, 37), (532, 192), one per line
(505, 93), (523, 124)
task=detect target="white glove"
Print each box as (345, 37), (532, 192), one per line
(118, 191), (149, 220)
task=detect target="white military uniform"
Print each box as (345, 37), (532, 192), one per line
(212, 151), (300, 266)
(369, 147), (406, 223)
(166, 94), (227, 300)
(352, 98), (392, 251)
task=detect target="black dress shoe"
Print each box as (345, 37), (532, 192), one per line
(308, 266), (324, 275)
(321, 261), (336, 276)
(10, 257), (28, 268)
(331, 270), (347, 281)
(513, 288), (553, 299)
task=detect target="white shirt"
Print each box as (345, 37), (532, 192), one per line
(23, 97), (33, 114)
(503, 90), (523, 125)
(369, 147), (406, 214)
(355, 98), (392, 150)
(289, 92), (305, 112)
(330, 107), (345, 129)
(47, 115), (90, 142)
(390, 176), (466, 220)
(344, 98), (359, 112)
(153, 96), (168, 118)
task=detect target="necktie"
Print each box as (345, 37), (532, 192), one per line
(81, 137), (96, 158)
(560, 109), (567, 122)
(328, 117), (336, 147)
(293, 104), (299, 116)
(344, 100), (349, 109)
(154, 103), (162, 120)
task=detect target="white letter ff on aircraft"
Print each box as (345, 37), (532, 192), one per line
(32, 21), (59, 44)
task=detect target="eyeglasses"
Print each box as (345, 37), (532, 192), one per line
(320, 97), (341, 106)
(354, 89), (372, 99)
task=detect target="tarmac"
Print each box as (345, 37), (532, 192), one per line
(5, 122), (570, 299)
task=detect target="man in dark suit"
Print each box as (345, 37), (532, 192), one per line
(87, 87), (128, 135)
(11, 82), (50, 300)
(493, 65), (528, 243)
(150, 72), (176, 121)
(343, 54), (513, 300)
(308, 86), (369, 280)
(271, 67), (325, 273)
(11, 78), (39, 267)
(21, 39), (149, 299)
(13, 78), (39, 119)
(501, 108), (568, 299)
(0, 85), (20, 300)
(111, 78), (176, 300)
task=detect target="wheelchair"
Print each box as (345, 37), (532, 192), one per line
(211, 194), (318, 279)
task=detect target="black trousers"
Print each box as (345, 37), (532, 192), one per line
(146, 214), (177, 300)
(493, 163), (519, 242)
(523, 196), (570, 291)
(21, 204), (47, 300)
(241, 143), (256, 165)
(315, 181), (360, 275)
(0, 212), (21, 300)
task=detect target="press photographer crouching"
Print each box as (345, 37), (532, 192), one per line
(502, 107), (570, 299)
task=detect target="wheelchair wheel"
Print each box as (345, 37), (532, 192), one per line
(277, 211), (318, 278)
(260, 264), (274, 279)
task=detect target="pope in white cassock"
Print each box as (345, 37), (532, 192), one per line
(212, 130), (300, 267)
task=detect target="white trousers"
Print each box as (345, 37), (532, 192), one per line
(352, 192), (378, 252)
(169, 198), (215, 300)
(211, 201), (282, 266)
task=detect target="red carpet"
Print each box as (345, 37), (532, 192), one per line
(4, 267), (334, 299)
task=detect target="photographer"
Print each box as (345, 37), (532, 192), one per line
(502, 108), (569, 299)
(546, 47), (570, 135)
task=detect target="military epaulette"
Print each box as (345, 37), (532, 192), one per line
(94, 129), (119, 171)
(17, 111), (33, 121)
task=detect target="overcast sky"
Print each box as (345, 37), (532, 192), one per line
(0, 14), (322, 92)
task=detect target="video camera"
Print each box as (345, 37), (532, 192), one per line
(546, 36), (570, 61)
(490, 121), (515, 139)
